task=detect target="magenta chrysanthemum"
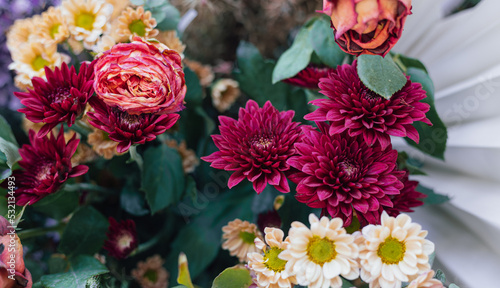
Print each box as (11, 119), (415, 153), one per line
(14, 62), (95, 137)
(282, 65), (335, 89)
(3, 127), (88, 206)
(103, 217), (138, 259)
(87, 97), (180, 153)
(287, 123), (404, 226)
(385, 169), (426, 217)
(305, 61), (432, 149)
(201, 100), (304, 194)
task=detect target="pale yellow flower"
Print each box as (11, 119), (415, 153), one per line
(358, 212), (435, 288)
(92, 34), (117, 55)
(247, 227), (297, 288)
(165, 139), (199, 173)
(36, 6), (70, 44)
(116, 6), (159, 40)
(222, 219), (263, 262)
(211, 78), (240, 113)
(61, 0), (113, 49)
(407, 270), (445, 288)
(131, 255), (169, 288)
(279, 214), (359, 288)
(156, 30), (186, 57)
(6, 17), (38, 52)
(183, 58), (214, 87)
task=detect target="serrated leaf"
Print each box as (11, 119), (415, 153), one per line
(40, 255), (108, 288)
(309, 16), (345, 68)
(417, 184), (450, 205)
(404, 67), (447, 160)
(357, 54), (408, 99)
(212, 267), (253, 288)
(142, 145), (185, 214)
(272, 28), (313, 83)
(58, 206), (109, 256)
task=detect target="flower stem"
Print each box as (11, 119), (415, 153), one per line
(17, 222), (66, 240)
(130, 231), (163, 256)
(128, 145), (143, 171)
(64, 183), (115, 195)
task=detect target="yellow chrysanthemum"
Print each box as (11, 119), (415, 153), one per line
(116, 6), (159, 40)
(222, 219), (263, 263)
(61, 0), (113, 49)
(211, 78), (240, 113)
(36, 6), (70, 44)
(6, 17), (39, 52)
(156, 30), (186, 57)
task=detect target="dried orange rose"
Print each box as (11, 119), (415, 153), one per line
(93, 36), (186, 115)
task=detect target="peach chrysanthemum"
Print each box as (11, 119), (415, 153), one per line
(87, 128), (123, 160)
(61, 0), (113, 49)
(211, 78), (240, 112)
(93, 34), (117, 55)
(8, 41), (69, 91)
(247, 227), (297, 288)
(165, 139), (199, 173)
(358, 211), (435, 288)
(131, 255), (169, 288)
(116, 6), (159, 40)
(222, 219), (263, 262)
(183, 58), (214, 87)
(156, 30), (186, 57)
(36, 6), (70, 44)
(6, 17), (38, 52)
(279, 214), (359, 288)
(104, 0), (130, 20)
(407, 270), (445, 288)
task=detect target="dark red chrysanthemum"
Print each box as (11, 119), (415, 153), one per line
(87, 97), (180, 153)
(385, 169), (426, 217)
(305, 61), (432, 149)
(201, 100), (304, 194)
(2, 127), (88, 206)
(282, 65), (336, 89)
(287, 122), (404, 226)
(103, 217), (138, 259)
(14, 62), (95, 137)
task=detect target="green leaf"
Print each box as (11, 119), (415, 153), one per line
(392, 53), (428, 73)
(342, 277), (354, 288)
(184, 67), (203, 106)
(120, 183), (149, 216)
(272, 28), (314, 84)
(404, 67), (447, 160)
(435, 269), (446, 284)
(40, 255), (108, 288)
(0, 138), (20, 169)
(397, 151), (427, 176)
(449, 284), (461, 288)
(287, 88), (310, 123)
(33, 189), (79, 220)
(0, 115), (18, 145)
(417, 184), (450, 205)
(357, 54), (408, 99)
(48, 254), (69, 274)
(309, 16), (345, 68)
(142, 144), (185, 214)
(212, 267), (253, 288)
(234, 41), (289, 110)
(152, 4), (181, 31)
(129, 0), (145, 5)
(58, 206), (109, 256)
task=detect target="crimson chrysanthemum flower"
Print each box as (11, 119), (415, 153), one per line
(3, 127), (88, 206)
(287, 123), (404, 226)
(385, 169), (426, 217)
(103, 217), (138, 259)
(201, 100), (304, 194)
(87, 97), (180, 153)
(282, 65), (336, 89)
(305, 61), (432, 149)
(14, 62), (95, 137)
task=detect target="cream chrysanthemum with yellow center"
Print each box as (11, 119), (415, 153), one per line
(61, 0), (113, 49)
(6, 17), (38, 52)
(116, 6), (159, 40)
(247, 227), (296, 288)
(36, 6), (70, 44)
(407, 270), (445, 288)
(358, 211), (435, 288)
(8, 42), (69, 91)
(222, 219), (263, 262)
(279, 214), (359, 288)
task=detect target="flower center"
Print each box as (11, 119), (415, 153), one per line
(338, 160), (359, 177)
(143, 269), (158, 283)
(36, 164), (53, 182)
(48, 87), (72, 104)
(128, 19), (147, 36)
(307, 236), (337, 266)
(263, 247), (287, 272)
(251, 135), (273, 149)
(363, 90), (383, 102)
(377, 237), (406, 264)
(50, 24), (61, 39)
(239, 231), (257, 244)
(31, 55), (50, 71)
(116, 110), (143, 130)
(118, 233), (133, 251)
(75, 12), (95, 31)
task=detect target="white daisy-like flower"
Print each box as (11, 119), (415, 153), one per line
(279, 214), (359, 288)
(247, 227), (296, 288)
(222, 219), (263, 263)
(61, 0), (113, 49)
(407, 270), (445, 288)
(358, 211), (435, 288)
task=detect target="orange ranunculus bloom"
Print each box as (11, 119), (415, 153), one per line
(322, 0), (412, 57)
(0, 216), (32, 288)
(93, 36), (186, 115)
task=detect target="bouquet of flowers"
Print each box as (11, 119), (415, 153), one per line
(1, 0), (484, 287)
